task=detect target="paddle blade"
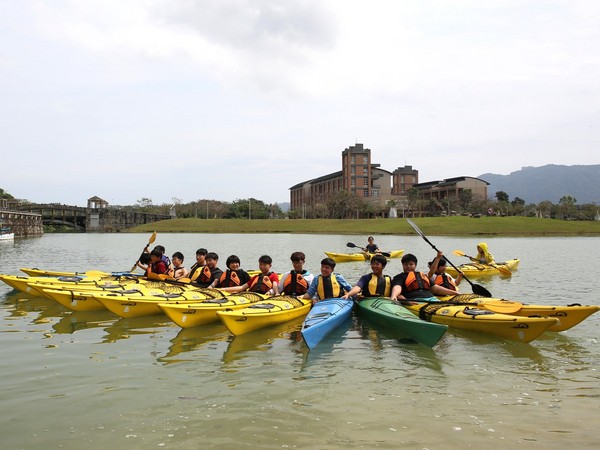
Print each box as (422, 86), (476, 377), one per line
(149, 231), (157, 245)
(471, 283), (492, 298)
(84, 270), (110, 277)
(346, 242), (358, 248)
(453, 250), (467, 257)
(492, 264), (512, 276)
(380, 251), (391, 257)
(481, 300), (522, 314)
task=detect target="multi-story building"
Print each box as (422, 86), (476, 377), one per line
(290, 143), (418, 218)
(412, 176), (489, 212)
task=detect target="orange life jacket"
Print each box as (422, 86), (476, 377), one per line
(433, 273), (457, 290)
(219, 269), (241, 287)
(395, 271), (431, 299)
(249, 272), (274, 294)
(282, 270), (309, 295)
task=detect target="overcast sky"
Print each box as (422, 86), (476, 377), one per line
(2, 0), (599, 207)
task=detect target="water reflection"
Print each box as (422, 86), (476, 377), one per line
(158, 323), (230, 364)
(2, 290), (68, 324)
(100, 315), (176, 344)
(221, 317), (305, 366)
(52, 309), (116, 334)
(298, 317), (352, 370)
(1, 235), (599, 450)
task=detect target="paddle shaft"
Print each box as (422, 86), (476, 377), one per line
(406, 219), (492, 297)
(130, 232), (157, 272)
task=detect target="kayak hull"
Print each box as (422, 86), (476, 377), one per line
(159, 292), (268, 328)
(438, 294), (600, 332)
(324, 250), (404, 263)
(301, 298), (354, 349)
(42, 288), (108, 311)
(217, 296), (312, 336)
(94, 290), (213, 318)
(356, 297), (448, 347)
(446, 259), (520, 277)
(404, 300), (558, 343)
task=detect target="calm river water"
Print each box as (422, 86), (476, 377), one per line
(0, 233), (598, 449)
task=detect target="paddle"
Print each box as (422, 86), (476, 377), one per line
(452, 250), (512, 276)
(346, 242), (391, 258)
(130, 231), (157, 272)
(478, 300), (522, 314)
(406, 219), (492, 298)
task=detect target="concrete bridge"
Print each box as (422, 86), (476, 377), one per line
(13, 202), (172, 233)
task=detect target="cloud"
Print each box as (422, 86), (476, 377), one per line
(1, 1), (600, 206)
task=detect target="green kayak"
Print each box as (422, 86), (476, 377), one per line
(356, 297), (447, 347)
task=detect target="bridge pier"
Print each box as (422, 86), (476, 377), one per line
(0, 211), (44, 237)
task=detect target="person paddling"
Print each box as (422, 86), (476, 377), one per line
(363, 236), (380, 253)
(428, 250), (463, 294)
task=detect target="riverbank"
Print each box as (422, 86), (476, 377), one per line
(128, 216), (600, 236)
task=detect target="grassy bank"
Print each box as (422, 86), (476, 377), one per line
(128, 216), (600, 236)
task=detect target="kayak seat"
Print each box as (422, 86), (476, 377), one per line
(250, 303), (276, 310)
(57, 276), (83, 282)
(156, 293), (183, 299)
(204, 298), (230, 304)
(461, 307), (495, 317)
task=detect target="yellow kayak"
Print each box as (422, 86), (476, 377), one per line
(403, 300), (558, 343)
(445, 259), (519, 277)
(93, 289), (224, 318)
(20, 267), (115, 277)
(217, 296), (312, 335)
(324, 250), (404, 263)
(0, 273), (145, 295)
(159, 292), (268, 328)
(40, 284), (205, 311)
(438, 294), (600, 332)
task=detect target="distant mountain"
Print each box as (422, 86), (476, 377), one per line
(277, 202), (290, 212)
(479, 164), (600, 204)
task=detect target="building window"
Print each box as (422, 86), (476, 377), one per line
(351, 156), (356, 164)
(363, 155), (368, 164)
(363, 177), (368, 186)
(363, 189), (369, 197)
(371, 190), (379, 197)
(350, 167), (356, 175)
(351, 179), (355, 187)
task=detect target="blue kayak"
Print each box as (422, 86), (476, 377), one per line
(301, 298), (354, 350)
(356, 297), (447, 347)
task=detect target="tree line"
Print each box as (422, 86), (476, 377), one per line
(2, 187), (597, 221)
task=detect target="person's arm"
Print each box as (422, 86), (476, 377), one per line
(302, 276), (319, 301)
(390, 284), (404, 301)
(208, 268), (223, 288)
(455, 272), (463, 286)
(277, 272), (289, 293)
(221, 282), (249, 293)
(342, 285), (361, 299)
(336, 274), (354, 295)
(428, 251), (443, 278)
(271, 273), (280, 295)
(342, 274), (365, 299)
